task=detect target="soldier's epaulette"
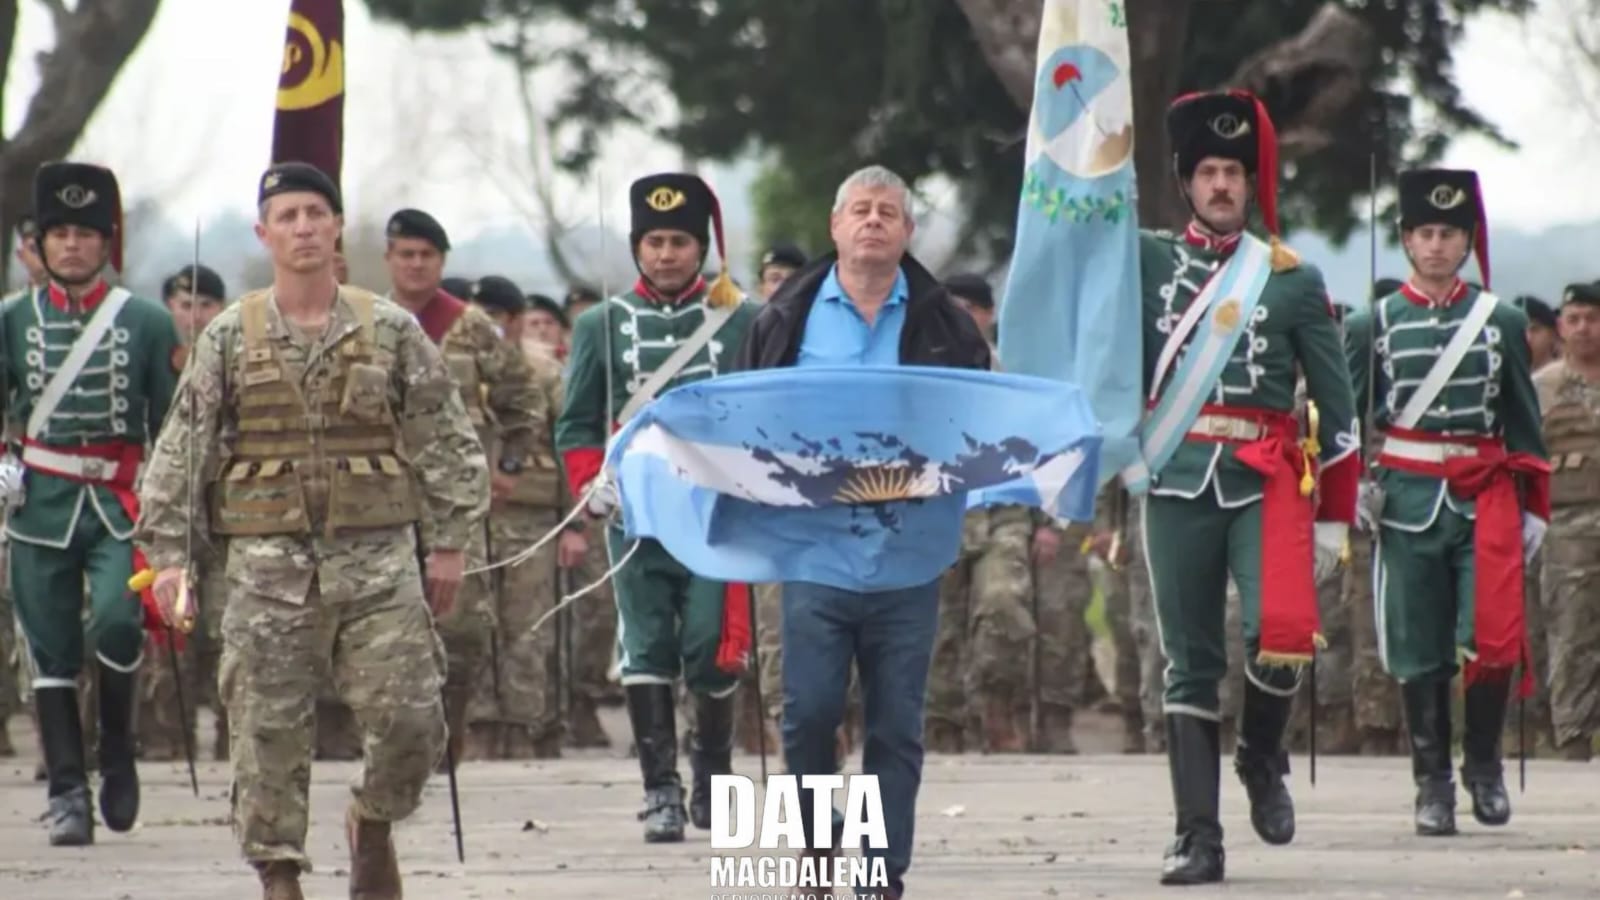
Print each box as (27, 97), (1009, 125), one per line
(1268, 237), (1301, 273)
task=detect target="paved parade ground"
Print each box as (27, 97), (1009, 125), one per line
(0, 711), (1596, 900)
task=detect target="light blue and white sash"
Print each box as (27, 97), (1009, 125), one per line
(1122, 233), (1274, 492)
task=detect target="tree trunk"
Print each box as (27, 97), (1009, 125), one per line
(955, 0), (1373, 230)
(948, 0), (1041, 112)
(1126, 0), (1193, 230)
(0, 0), (163, 282)
(1222, 4), (1374, 158)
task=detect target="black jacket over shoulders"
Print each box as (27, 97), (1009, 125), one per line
(734, 251), (992, 372)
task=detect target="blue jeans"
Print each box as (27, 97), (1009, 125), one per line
(780, 579), (940, 897)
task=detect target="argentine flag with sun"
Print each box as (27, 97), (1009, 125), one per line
(604, 366), (1101, 592)
(997, 0), (1142, 487)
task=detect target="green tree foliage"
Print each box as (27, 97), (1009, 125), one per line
(366, 0), (1531, 256)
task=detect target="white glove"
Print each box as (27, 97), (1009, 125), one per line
(1522, 512), (1547, 565)
(1355, 481), (1380, 533)
(584, 475), (619, 519)
(1313, 521), (1348, 583)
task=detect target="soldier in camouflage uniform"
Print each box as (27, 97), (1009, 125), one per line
(464, 275), (566, 760)
(1135, 93), (1360, 884)
(927, 505), (1036, 752)
(930, 276), (1050, 754)
(1344, 169), (1548, 837)
(136, 163), (488, 900)
(556, 286), (622, 747)
(137, 264), (231, 763)
(3, 163), (180, 845)
(556, 173), (758, 842)
(1029, 516), (1093, 753)
(379, 209), (545, 770)
(1535, 281), (1600, 762)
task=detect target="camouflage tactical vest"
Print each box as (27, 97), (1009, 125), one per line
(500, 343), (563, 508)
(209, 289), (421, 536)
(1537, 362), (1600, 507)
(440, 315), (491, 430)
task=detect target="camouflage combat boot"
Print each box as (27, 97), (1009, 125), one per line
(347, 805), (403, 899)
(980, 694), (1025, 753)
(567, 695), (612, 749)
(256, 861), (305, 900)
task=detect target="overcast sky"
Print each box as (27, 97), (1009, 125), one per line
(3, 1), (1592, 244)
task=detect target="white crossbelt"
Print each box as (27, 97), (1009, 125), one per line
(20, 444), (120, 481)
(1186, 414), (1267, 442)
(1379, 435), (1483, 464)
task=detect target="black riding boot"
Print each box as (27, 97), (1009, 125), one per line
(689, 692), (735, 830)
(1160, 714), (1224, 885)
(1402, 678), (1456, 836)
(37, 686), (93, 846)
(97, 662), (141, 832)
(1234, 681), (1296, 845)
(625, 684), (685, 842)
(1461, 676), (1513, 826)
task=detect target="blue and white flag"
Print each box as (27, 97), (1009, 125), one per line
(606, 366), (1101, 592)
(997, 0), (1142, 487)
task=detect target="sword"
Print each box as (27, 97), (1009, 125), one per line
(556, 565), (572, 726)
(413, 524), (465, 863)
(748, 589), (768, 782)
(129, 569), (198, 796)
(166, 625), (199, 797)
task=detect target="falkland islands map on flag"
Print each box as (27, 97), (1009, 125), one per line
(605, 366), (1101, 592)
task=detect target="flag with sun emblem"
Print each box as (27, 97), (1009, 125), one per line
(996, 0), (1140, 487)
(605, 366), (1101, 591)
(272, 0), (344, 182)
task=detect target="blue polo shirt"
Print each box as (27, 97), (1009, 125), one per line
(796, 265), (909, 367)
(781, 263), (964, 591)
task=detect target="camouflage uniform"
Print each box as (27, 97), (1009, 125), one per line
(568, 527), (619, 708)
(134, 286), (488, 874)
(1535, 357), (1600, 758)
(468, 343), (563, 757)
(320, 294), (542, 764)
(967, 505), (1035, 752)
(137, 330), (230, 762)
(1031, 518), (1095, 753)
(928, 507), (1014, 751)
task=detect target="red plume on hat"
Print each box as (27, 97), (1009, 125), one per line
(1237, 91), (1279, 236)
(1471, 177), (1490, 289)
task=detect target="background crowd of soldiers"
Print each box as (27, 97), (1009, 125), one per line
(0, 204), (1593, 778)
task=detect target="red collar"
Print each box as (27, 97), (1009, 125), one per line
(633, 275), (707, 307)
(1399, 279), (1468, 309)
(46, 279), (109, 313)
(416, 288), (469, 344)
(1182, 223), (1243, 257)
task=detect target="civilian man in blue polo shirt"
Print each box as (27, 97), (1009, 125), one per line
(736, 165), (991, 900)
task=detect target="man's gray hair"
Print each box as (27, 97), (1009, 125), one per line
(832, 165), (914, 223)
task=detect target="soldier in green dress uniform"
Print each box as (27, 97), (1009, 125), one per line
(1131, 92), (1360, 885)
(1343, 169), (1548, 837)
(555, 172), (759, 842)
(1, 162), (179, 845)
